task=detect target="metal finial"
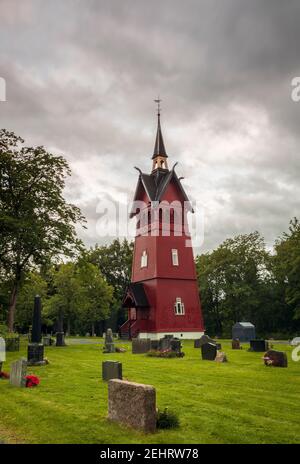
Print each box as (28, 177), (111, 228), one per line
(154, 97), (161, 116)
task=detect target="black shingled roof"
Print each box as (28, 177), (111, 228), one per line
(152, 114), (168, 158)
(130, 165), (193, 218)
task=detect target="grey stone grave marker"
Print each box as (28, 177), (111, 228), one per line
(0, 337), (5, 373)
(132, 338), (151, 354)
(108, 379), (156, 433)
(215, 352), (228, 362)
(103, 328), (115, 353)
(9, 359), (27, 387)
(102, 360), (122, 381)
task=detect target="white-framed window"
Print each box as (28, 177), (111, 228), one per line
(172, 249), (179, 266)
(141, 250), (148, 268)
(174, 297), (185, 315)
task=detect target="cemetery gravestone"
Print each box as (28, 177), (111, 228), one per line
(155, 336), (184, 356)
(263, 350), (288, 368)
(102, 361), (122, 381)
(56, 332), (66, 347)
(43, 336), (52, 346)
(250, 340), (268, 352)
(28, 344), (45, 365)
(132, 338), (151, 354)
(27, 295), (45, 365)
(194, 334), (214, 348)
(159, 335), (174, 351)
(150, 340), (159, 351)
(215, 352), (228, 363)
(232, 339), (241, 349)
(103, 328), (115, 353)
(108, 379), (156, 433)
(0, 337), (5, 362)
(201, 342), (217, 361)
(0, 337), (5, 374)
(10, 359), (27, 387)
(170, 339), (182, 353)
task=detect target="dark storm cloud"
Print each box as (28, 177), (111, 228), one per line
(1, 0), (300, 251)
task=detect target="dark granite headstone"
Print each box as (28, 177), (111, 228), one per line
(232, 339), (241, 349)
(27, 343), (44, 365)
(159, 335), (174, 351)
(263, 350), (288, 367)
(194, 334), (214, 348)
(132, 338), (151, 354)
(102, 361), (122, 381)
(150, 340), (159, 351)
(250, 339), (268, 352)
(56, 332), (66, 347)
(28, 296), (46, 365)
(170, 339), (182, 353)
(201, 342), (217, 361)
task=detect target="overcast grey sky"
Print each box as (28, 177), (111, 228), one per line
(1, 0), (300, 253)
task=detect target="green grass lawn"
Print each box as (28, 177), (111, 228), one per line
(0, 338), (299, 444)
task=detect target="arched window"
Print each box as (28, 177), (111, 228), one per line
(174, 297), (185, 315)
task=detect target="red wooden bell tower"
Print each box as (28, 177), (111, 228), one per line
(121, 102), (204, 340)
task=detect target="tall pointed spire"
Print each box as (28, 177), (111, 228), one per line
(152, 98), (168, 159)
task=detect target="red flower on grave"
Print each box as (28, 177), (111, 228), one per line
(25, 375), (40, 388)
(0, 371), (9, 379)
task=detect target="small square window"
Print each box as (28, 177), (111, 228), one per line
(172, 249), (179, 266)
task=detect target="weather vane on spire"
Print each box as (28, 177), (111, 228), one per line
(154, 97), (162, 116)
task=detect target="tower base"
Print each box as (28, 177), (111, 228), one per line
(138, 331), (204, 340)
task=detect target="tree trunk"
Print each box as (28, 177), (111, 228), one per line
(7, 282), (19, 332)
(67, 317), (71, 336)
(57, 310), (64, 333)
(91, 322), (95, 337)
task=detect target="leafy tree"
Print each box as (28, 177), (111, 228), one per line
(273, 217), (300, 332)
(84, 239), (133, 330)
(0, 129), (85, 331)
(15, 271), (48, 331)
(77, 260), (114, 335)
(44, 263), (83, 335)
(44, 261), (114, 336)
(196, 232), (271, 336)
